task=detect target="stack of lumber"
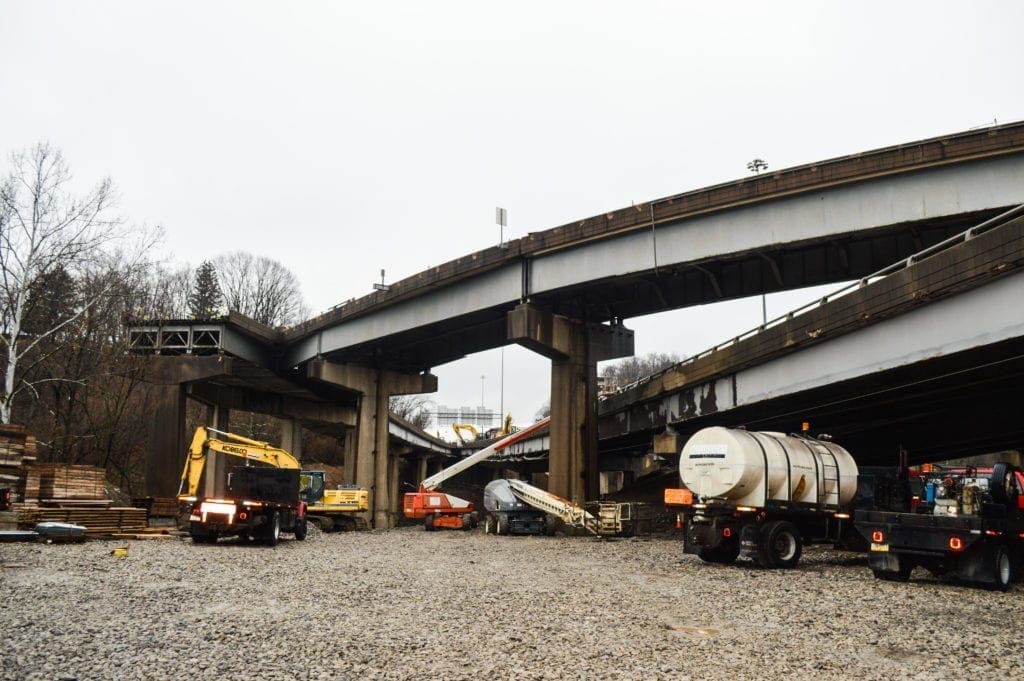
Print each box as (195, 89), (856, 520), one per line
(36, 464), (107, 501)
(18, 506), (149, 537)
(0, 425), (38, 501)
(0, 424), (37, 467)
(132, 496), (182, 518)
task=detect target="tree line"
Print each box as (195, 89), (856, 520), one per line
(0, 143), (315, 496)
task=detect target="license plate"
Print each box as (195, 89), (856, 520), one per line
(870, 543), (889, 552)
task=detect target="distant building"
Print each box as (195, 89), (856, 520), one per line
(433, 405), (498, 430)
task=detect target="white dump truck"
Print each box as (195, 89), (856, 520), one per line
(665, 426), (861, 568)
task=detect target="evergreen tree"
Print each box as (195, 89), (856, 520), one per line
(187, 261), (224, 319)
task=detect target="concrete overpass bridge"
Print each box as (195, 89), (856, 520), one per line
(595, 206), (1024, 472)
(129, 122), (1024, 526)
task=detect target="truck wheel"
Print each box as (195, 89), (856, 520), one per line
(760, 521), (802, 569)
(425, 514), (435, 531)
(265, 511), (281, 546)
(484, 515), (493, 534)
(544, 515), (557, 537)
(988, 544), (1013, 591)
(496, 516), (507, 535)
(462, 513), (473, 531)
(294, 516), (308, 541)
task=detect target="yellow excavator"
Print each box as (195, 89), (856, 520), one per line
(178, 427), (368, 542)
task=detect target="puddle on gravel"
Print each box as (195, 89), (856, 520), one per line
(666, 622), (721, 638)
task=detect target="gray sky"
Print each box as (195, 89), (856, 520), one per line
(3, 1), (1023, 434)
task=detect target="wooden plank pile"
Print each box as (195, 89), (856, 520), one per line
(35, 463), (108, 501)
(1, 425), (156, 537)
(0, 424), (37, 468)
(18, 506), (149, 536)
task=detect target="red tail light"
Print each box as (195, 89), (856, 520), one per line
(949, 536), (963, 551)
(872, 530), (884, 543)
(239, 512), (248, 521)
(722, 527), (732, 538)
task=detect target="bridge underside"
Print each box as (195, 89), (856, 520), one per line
(308, 210), (1000, 372)
(599, 336), (1024, 468)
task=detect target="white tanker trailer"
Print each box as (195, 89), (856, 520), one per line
(666, 426), (862, 568)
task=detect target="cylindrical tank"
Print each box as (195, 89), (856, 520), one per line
(679, 426), (858, 508)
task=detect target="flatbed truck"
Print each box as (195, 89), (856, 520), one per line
(855, 462), (1024, 590)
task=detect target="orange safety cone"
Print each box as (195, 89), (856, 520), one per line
(675, 514), (682, 529)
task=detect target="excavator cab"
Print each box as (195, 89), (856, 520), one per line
(299, 470), (327, 505)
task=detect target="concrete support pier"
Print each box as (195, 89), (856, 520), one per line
(308, 360), (437, 528)
(147, 356), (234, 497)
(508, 303), (634, 504)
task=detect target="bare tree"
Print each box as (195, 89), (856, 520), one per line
(600, 352), (681, 391)
(389, 394), (431, 430)
(0, 143), (155, 424)
(214, 251), (308, 327)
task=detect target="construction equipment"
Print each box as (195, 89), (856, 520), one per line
(178, 427), (310, 546)
(300, 471), (369, 531)
(664, 426), (863, 568)
(404, 417), (551, 530)
(452, 423), (479, 444)
(855, 462), (1024, 590)
(483, 477), (646, 537)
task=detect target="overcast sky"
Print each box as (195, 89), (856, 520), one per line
(3, 1), (1023, 434)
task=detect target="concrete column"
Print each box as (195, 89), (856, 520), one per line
(308, 359), (437, 528)
(279, 419), (303, 461)
(150, 383), (186, 498)
(203, 404), (231, 499)
(508, 303), (634, 504)
(416, 457), (429, 488)
(343, 429), (358, 484)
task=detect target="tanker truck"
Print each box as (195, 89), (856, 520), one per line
(664, 427), (861, 569)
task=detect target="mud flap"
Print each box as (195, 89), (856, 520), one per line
(868, 552), (904, 573)
(957, 547), (993, 585)
(739, 524), (760, 560)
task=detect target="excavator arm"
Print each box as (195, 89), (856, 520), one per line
(177, 426), (301, 500)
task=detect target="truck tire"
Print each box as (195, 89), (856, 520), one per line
(496, 516), (507, 535)
(265, 511), (281, 546)
(425, 514), (435, 531)
(987, 544), (1013, 591)
(294, 516), (308, 541)
(484, 515), (493, 534)
(872, 555), (913, 582)
(698, 544), (740, 565)
(990, 463), (1015, 506)
(462, 513), (473, 531)
(759, 521), (802, 569)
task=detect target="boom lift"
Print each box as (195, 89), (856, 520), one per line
(484, 478), (647, 537)
(404, 417), (550, 530)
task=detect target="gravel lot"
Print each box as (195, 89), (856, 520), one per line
(2, 526), (1022, 680)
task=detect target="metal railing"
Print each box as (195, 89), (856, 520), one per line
(602, 203), (1024, 399)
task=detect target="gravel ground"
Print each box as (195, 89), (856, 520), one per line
(2, 526), (1022, 681)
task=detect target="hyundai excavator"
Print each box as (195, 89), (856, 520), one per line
(178, 427), (368, 544)
(404, 417), (550, 530)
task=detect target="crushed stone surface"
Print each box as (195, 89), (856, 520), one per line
(2, 526), (1022, 680)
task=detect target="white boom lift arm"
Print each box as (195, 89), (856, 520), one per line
(420, 417), (550, 491)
